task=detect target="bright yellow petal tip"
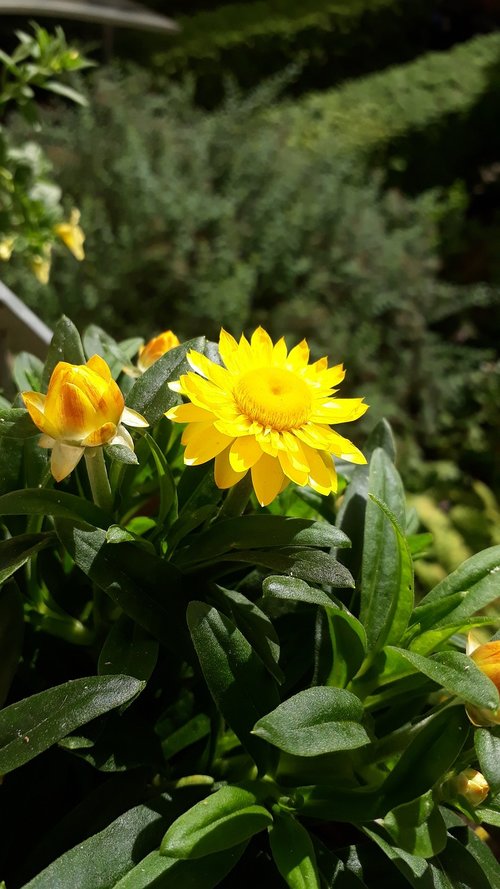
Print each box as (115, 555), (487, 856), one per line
(168, 327), (368, 506)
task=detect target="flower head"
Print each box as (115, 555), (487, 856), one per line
(137, 330), (180, 373)
(22, 354), (148, 481)
(466, 637), (500, 725)
(54, 208), (85, 261)
(167, 327), (368, 506)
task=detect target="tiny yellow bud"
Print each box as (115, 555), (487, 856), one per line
(31, 246), (52, 284)
(54, 208), (85, 261)
(451, 769), (490, 808)
(137, 330), (180, 373)
(0, 236), (15, 261)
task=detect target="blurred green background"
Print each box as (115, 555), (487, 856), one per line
(2, 0), (500, 580)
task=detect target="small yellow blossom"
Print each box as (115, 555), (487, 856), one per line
(167, 327), (368, 507)
(137, 330), (180, 373)
(31, 245), (52, 284)
(0, 236), (15, 261)
(54, 208), (85, 261)
(22, 355), (148, 481)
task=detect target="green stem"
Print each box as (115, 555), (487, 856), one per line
(84, 447), (113, 512)
(216, 472), (253, 519)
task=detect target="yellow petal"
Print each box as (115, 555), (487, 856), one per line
(86, 354), (112, 381)
(287, 339), (309, 370)
(302, 443), (337, 494)
(81, 422), (117, 446)
(310, 398), (369, 424)
(328, 430), (367, 464)
(214, 447), (247, 489)
(166, 403), (214, 423)
(250, 327), (273, 365)
(278, 449), (309, 486)
(22, 391), (55, 437)
(110, 424), (134, 450)
(251, 453), (285, 506)
(272, 337), (288, 366)
(218, 329), (240, 373)
(38, 433), (55, 448)
(51, 442), (84, 481)
(229, 436), (263, 473)
(187, 350), (233, 391)
(182, 423), (233, 466)
(121, 406), (149, 427)
(56, 381), (97, 440)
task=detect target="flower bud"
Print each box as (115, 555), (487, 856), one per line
(137, 330), (180, 373)
(22, 354), (147, 481)
(443, 769), (490, 808)
(54, 208), (85, 261)
(467, 640), (500, 725)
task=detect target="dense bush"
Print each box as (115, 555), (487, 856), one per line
(273, 31), (500, 192)
(154, 0), (442, 104)
(3, 68), (499, 477)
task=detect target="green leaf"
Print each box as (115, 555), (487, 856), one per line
(175, 516), (350, 568)
(126, 337), (205, 425)
(0, 488), (109, 526)
(269, 811), (320, 889)
(113, 845), (246, 889)
(98, 615), (159, 683)
(44, 79), (87, 105)
(0, 531), (55, 584)
(0, 408), (39, 439)
(383, 792), (447, 859)
(326, 610), (367, 688)
(419, 545), (500, 618)
(0, 581), (23, 707)
(160, 784), (273, 858)
(382, 707), (469, 810)
(21, 792), (202, 889)
(104, 443), (138, 465)
(212, 585), (283, 683)
(262, 575), (340, 610)
(187, 602), (280, 775)
(0, 674), (144, 774)
(143, 432), (178, 530)
(215, 548), (354, 588)
(387, 647), (499, 712)
(43, 316), (86, 387)
(475, 727), (500, 793)
(363, 824), (451, 889)
(365, 418), (397, 463)
(12, 352), (44, 393)
(55, 520), (190, 657)
(253, 687), (369, 757)
(161, 714), (211, 761)
(360, 449), (410, 652)
(435, 834), (496, 889)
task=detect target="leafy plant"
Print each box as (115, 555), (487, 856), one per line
(1, 318), (500, 887)
(0, 23), (91, 281)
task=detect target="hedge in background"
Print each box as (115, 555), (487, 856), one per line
(4, 69), (499, 476)
(273, 31), (500, 192)
(154, 0), (442, 104)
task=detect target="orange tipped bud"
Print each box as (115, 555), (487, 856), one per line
(137, 330), (180, 373)
(466, 639), (500, 725)
(443, 768), (490, 808)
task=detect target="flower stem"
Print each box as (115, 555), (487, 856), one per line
(217, 472), (253, 519)
(84, 447), (113, 512)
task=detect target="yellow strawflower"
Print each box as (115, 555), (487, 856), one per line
(54, 208), (85, 261)
(22, 355), (147, 481)
(466, 635), (500, 726)
(137, 330), (180, 373)
(167, 327), (368, 507)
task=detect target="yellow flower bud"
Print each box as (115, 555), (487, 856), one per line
(54, 208), (85, 261)
(445, 769), (490, 808)
(467, 640), (500, 725)
(22, 354), (148, 481)
(31, 246), (52, 284)
(137, 330), (180, 373)
(0, 236), (15, 261)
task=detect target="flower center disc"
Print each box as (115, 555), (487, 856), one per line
(234, 367), (312, 430)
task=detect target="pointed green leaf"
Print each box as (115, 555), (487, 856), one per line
(212, 585), (283, 683)
(419, 546), (500, 622)
(161, 785), (272, 859)
(262, 575), (340, 610)
(383, 792), (447, 859)
(113, 845), (246, 889)
(12, 352), (44, 393)
(387, 647), (499, 712)
(98, 616), (159, 683)
(126, 337), (205, 425)
(0, 488), (109, 526)
(43, 316), (85, 386)
(0, 408), (39, 439)
(360, 449), (409, 652)
(270, 812), (320, 889)
(0, 674), (144, 774)
(475, 727), (500, 793)
(0, 531), (55, 584)
(187, 602), (280, 774)
(253, 687), (369, 757)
